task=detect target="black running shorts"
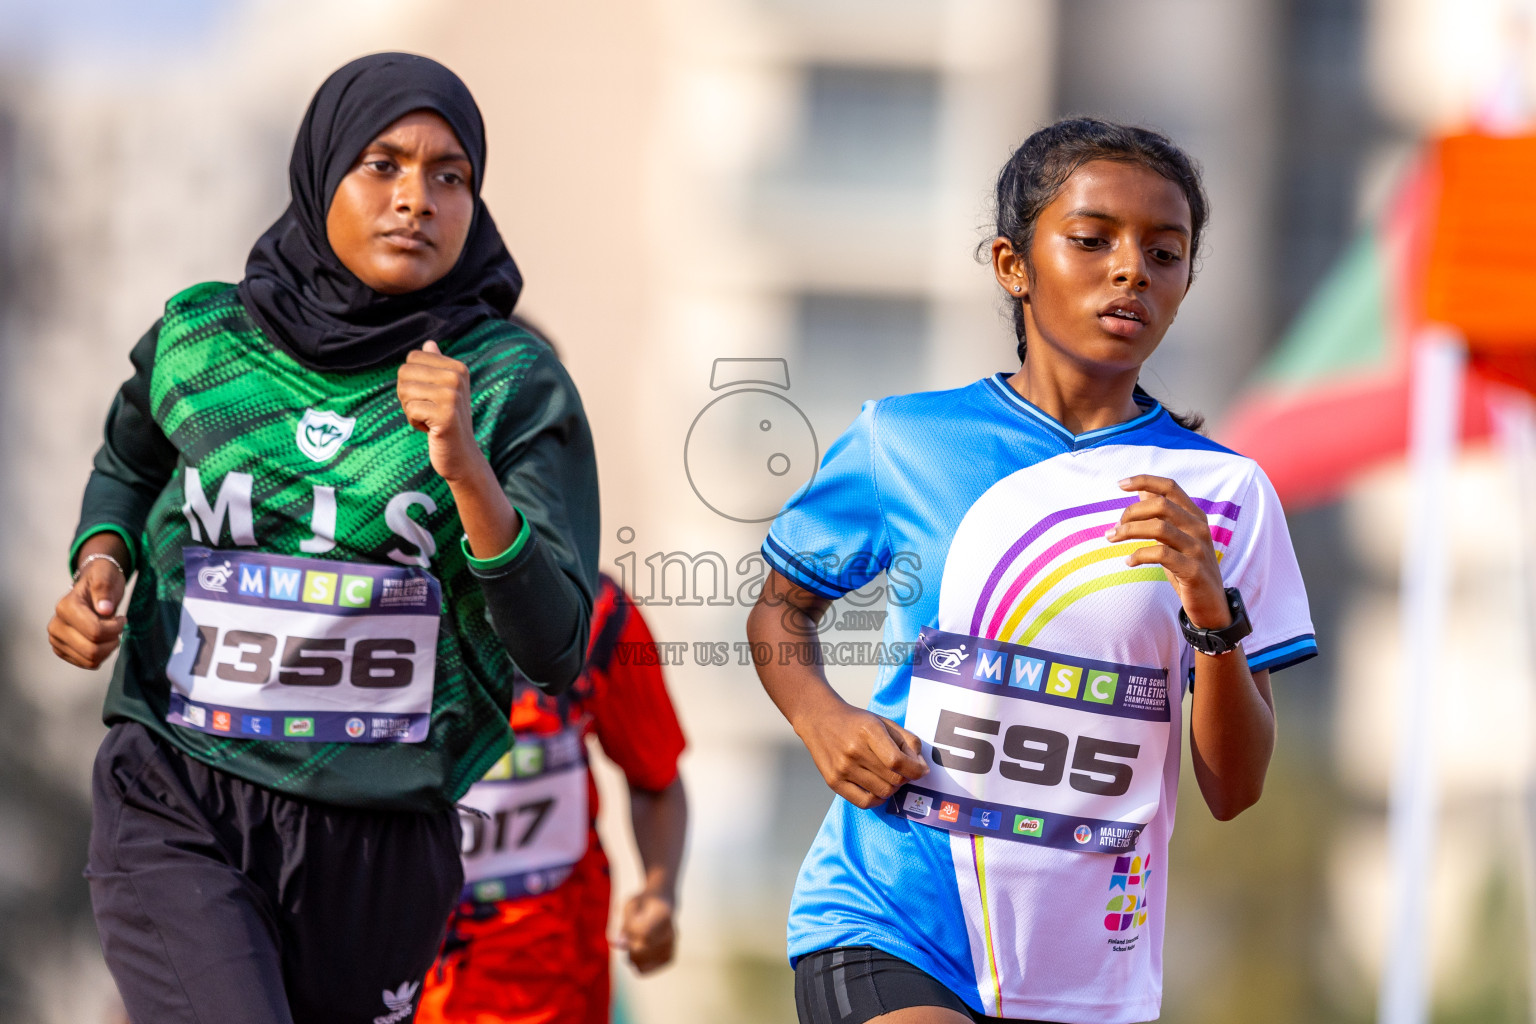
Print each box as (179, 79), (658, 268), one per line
(86, 722), (463, 1024)
(795, 946), (1046, 1024)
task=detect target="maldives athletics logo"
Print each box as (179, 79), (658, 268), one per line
(1104, 853), (1152, 934)
(296, 408), (356, 463)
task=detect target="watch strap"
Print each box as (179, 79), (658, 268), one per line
(1180, 587), (1252, 655)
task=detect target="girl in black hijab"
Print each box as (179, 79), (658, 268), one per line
(48, 53), (599, 1024)
(241, 51), (524, 371)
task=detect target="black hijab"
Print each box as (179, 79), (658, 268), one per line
(238, 53), (522, 372)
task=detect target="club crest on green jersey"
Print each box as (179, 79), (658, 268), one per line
(296, 408), (356, 463)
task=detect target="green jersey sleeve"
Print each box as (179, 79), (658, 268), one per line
(472, 344), (600, 693)
(71, 320), (178, 575)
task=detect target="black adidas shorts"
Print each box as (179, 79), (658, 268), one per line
(86, 722), (462, 1024)
(796, 946), (1046, 1024)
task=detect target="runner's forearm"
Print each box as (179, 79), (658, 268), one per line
(463, 346), (599, 695)
(629, 777), (687, 902)
(450, 445), (592, 692)
(748, 570), (927, 810)
(447, 458), (521, 559)
(745, 578), (840, 732)
(1188, 656), (1274, 820)
(469, 532), (590, 693)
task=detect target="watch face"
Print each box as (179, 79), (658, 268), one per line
(1224, 589), (1253, 644)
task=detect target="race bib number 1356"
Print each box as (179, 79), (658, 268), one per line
(892, 627), (1172, 853)
(165, 547), (441, 744)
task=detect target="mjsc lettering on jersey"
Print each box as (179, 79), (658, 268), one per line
(165, 547), (440, 743)
(893, 626), (1171, 853)
(456, 726), (589, 902)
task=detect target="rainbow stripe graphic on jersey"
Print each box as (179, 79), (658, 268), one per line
(968, 497), (1241, 645)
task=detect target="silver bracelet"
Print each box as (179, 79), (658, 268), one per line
(73, 552), (127, 584)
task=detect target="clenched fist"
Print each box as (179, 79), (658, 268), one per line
(617, 889), (677, 974)
(48, 535), (129, 669)
(396, 340), (486, 484)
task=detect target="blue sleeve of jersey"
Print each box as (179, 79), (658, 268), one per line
(763, 402), (890, 599)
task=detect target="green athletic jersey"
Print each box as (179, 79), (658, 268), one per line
(74, 282), (599, 811)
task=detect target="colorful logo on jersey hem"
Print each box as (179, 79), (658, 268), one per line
(168, 696), (430, 744)
(915, 627), (1169, 722)
(888, 784), (1144, 852)
(1104, 853), (1153, 934)
(295, 408), (356, 463)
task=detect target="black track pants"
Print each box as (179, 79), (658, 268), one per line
(86, 722), (462, 1024)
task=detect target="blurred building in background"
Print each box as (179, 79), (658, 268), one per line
(2, 0), (1536, 1022)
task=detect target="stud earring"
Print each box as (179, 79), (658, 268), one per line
(1013, 285), (1022, 293)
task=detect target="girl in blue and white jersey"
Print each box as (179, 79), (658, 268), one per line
(748, 118), (1316, 1024)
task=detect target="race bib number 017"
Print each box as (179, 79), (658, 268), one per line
(891, 626), (1171, 853)
(165, 547), (441, 744)
(458, 727), (589, 903)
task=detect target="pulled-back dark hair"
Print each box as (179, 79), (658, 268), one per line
(987, 117), (1209, 431)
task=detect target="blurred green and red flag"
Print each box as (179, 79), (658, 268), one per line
(1219, 134), (1536, 507)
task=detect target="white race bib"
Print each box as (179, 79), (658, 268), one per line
(165, 547), (440, 743)
(457, 727), (589, 902)
(892, 626), (1172, 853)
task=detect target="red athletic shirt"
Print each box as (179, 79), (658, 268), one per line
(418, 575), (686, 1024)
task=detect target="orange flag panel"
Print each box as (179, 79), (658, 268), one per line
(1424, 134), (1536, 355)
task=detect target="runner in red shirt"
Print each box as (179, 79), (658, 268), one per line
(418, 573), (688, 1024)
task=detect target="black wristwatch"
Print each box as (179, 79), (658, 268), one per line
(1179, 587), (1252, 656)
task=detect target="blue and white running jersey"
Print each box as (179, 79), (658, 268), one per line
(763, 375), (1315, 1024)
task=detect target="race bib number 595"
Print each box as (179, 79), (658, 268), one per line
(891, 627), (1172, 853)
(165, 547), (441, 744)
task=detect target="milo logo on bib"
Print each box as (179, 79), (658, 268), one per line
(892, 627), (1170, 853)
(165, 547), (440, 744)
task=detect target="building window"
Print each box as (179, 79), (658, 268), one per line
(792, 292), (930, 427)
(793, 65), (939, 188)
